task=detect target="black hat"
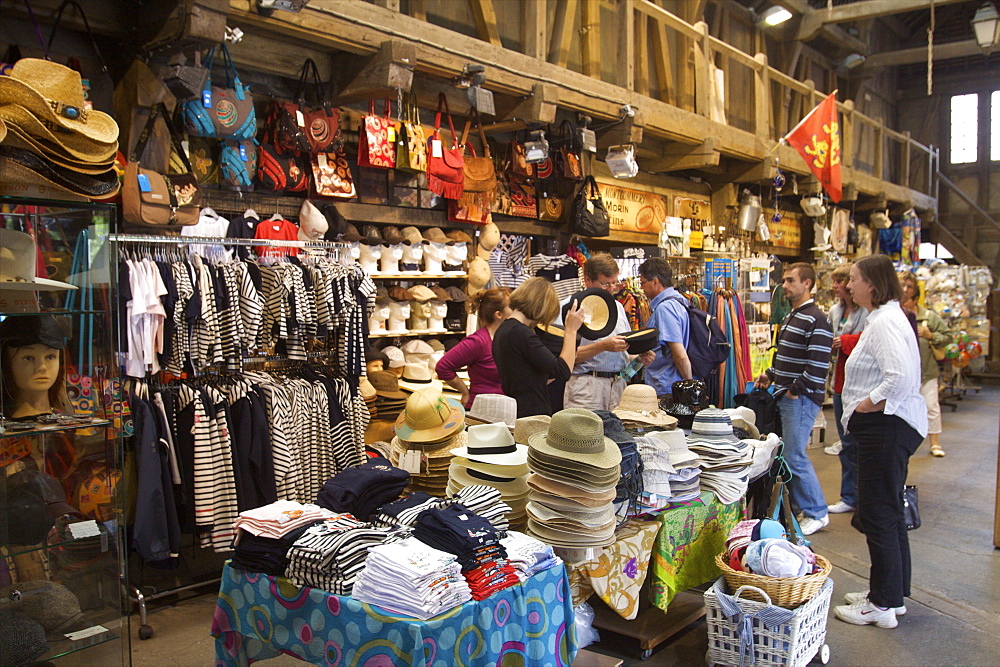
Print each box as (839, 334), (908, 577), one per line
(0, 314), (68, 350)
(321, 203), (347, 240)
(561, 288), (618, 340)
(8, 470), (80, 521)
(0, 486), (53, 546)
(622, 328), (657, 354)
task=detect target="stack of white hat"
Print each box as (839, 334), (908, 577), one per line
(449, 422), (528, 528)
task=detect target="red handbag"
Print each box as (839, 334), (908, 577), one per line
(425, 93), (465, 199)
(358, 98), (395, 169)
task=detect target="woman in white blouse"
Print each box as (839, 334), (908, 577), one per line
(834, 255), (927, 630)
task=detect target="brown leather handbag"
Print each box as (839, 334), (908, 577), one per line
(123, 103), (200, 227)
(458, 106), (496, 207)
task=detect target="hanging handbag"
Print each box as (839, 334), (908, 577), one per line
(181, 44), (256, 140)
(396, 91), (427, 173)
(123, 103), (200, 227)
(903, 485), (920, 530)
(46, 0), (114, 114)
(162, 50), (210, 102)
(557, 120), (584, 181)
(273, 58), (341, 154)
(220, 138), (259, 190)
(311, 151), (356, 199)
(537, 185), (566, 223)
(457, 106), (496, 207)
(180, 136), (220, 186)
(508, 133), (535, 180)
(256, 143), (309, 193)
(358, 98), (396, 169)
(425, 93), (465, 199)
(571, 175), (610, 237)
(508, 177), (537, 218)
(448, 199), (492, 225)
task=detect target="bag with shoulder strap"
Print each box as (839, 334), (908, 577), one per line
(557, 119), (584, 181)
(666, 294), (731, 381)
(181, 44), (256, 140)
(396, 90), (426, 172)
(570, 175), (610, 237)
(425, 93), (465, 199)
(273, 58), (341, 154)
(358, 98), (396, 168)
(458, 106), (496, 208)
(122, 103), (200, 227)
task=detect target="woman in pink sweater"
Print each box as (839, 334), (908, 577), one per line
(435, 288), (511, 408)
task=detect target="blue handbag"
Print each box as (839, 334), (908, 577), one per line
(182, 44), (257, 140)
(220, 138), (259, 190)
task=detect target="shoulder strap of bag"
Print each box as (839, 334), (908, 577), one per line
(133, 103), (193, 173)
(459, 106), (491, 159)
(46, 0), (108, 75)
(293, 58), (313, 104)
(219, 44), (246, 100)
(433, 93), (458, 146)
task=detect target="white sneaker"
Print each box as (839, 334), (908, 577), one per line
(844, 591), (906, 615)
(824, 441), (843, 455)
(834, 600), (899, 628)
(827, 501), (856, 514)
(798, 515), (829, 536)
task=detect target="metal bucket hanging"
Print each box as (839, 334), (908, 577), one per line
(738, 193), (762, 232)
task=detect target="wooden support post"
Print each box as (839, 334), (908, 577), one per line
(470, 0), (502, 46)
(334, 40), (416, 104)
(582, 0), (601, 79)
(902, 130), (912, 189)
(371, 0), (400, 11)
(841, 99), (854, 169)
(635, 10), (649, 97)
(523, 0), (547, 61)
(549, 0), (579, 68)
(649, 18), (674, 105)
(410, 0), (426, 21)
(754, 53), (770, 139)
(619, 0), (636, 92)
(874, 116), (884, 180)
(693, 21), (711, 118)
(596, 110), (645, 149)
(501, 82), (560, 125)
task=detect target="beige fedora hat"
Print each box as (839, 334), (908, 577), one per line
(393, 387), (464, 443)
(527, 408), (622, 470)
(512, 415), (551, 446)
(614, 384), (678, 428)
(397, 363), (444, 393)
(0, 229), (78, 291)
(450, 422), (526, 466)
(0, 60), (118, 144)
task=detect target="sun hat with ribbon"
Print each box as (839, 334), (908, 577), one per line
(561, 288), (618, 340)
(448, 463), (528, 496)
(0, 229), (78, 291)
(0, 59), (118, 144)
(393, 386), (465, 443)
(512, 415), (551, 446)
(450, 422), (526, 465)
(614, 384), (678, 428)
(465, 394), (517, 429)
(397, 363), (443, 393)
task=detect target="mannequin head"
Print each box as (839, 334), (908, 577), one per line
(423, 242), (447, 263)
(410, 300), (432, 319)
(401, 243), (424, 266)
(359, 243), (382, 262)
(384, 244), (404, 261)
(388, 301), (411, 321)
(446, 243), (468, 266)
(430, 300), (448, 319)
(0, 315), (70, 418)
(372, 303), (390, 321)
(349, 241), (362, 259)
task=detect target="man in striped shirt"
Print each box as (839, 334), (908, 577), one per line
(755, 262), (833, 536)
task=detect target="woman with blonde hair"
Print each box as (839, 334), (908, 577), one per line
(435, 288), (511, 408)
(492, 277), (585, 417)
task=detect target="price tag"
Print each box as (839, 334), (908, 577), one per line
(387, 125), (396, 142)
(400, 450), (421, 474)
(65, 625), (109, 641)
(239, 143), (248, 161)
(68, 519), (101, 539)
(585, 199), (595, 214)
(317, 153), (328, 168)
(202, 89), (212, 108)
(137, 174), (152, 193)
(296, 109), (305, 127)
(431, 139), (443, 158)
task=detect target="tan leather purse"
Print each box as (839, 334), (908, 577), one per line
(458, 106), (496, 206)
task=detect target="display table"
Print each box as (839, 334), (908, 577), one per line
(211, 561), (577, 666)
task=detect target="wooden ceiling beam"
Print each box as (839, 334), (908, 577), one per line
(469, 0), (502, 47)
(333, 40), (416, 104)
(642, 138), (721, 173)
(862, 39), (984, 69)
(800, 0), (967, 35)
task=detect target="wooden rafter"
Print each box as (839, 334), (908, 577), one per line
(548, 0), (579, 68)
(649, 17), (675, 105)
(470, 0), (501, 46)
(581, 0), (601, 78)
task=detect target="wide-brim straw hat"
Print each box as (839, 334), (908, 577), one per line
(561, 288), (618, 340)
(526, 458), (619, 493)
(614, 384), (678, 428)
(527, 408), (622, 470)
(397, 363), (444, 393)
(527, 518), (615, 548)
(526, 500), (615, 527)
(0, 60), (118, 144)
(512, 415), (551, 445)
(0, 153), (117, 199)
(451, 456), (529, 478)
(0, 103), (118, 163)
(527, 449), (621, 481)
(448, 463), (528, 496)
(450, 422), (526, 465)
(393, 387), (465, 443)
(1, 124), (116, 174)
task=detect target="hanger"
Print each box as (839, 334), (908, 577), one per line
(244, 207), (259, 220)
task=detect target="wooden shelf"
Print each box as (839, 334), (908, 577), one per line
(370, 329), (454, 338)
(371, 273), (467, 279)
(589, 589), (706, 660)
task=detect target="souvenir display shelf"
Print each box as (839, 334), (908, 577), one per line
(0, 196), (129, 665)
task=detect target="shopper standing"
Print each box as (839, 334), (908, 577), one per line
(435, 288), (511, 409)
(493, 278), (585, 418)
(898, 272), (950, 457)
(755, 262), (832, 536)
(833, 255), (927, 629)
(558, 254), (654, 411)
(639, 257), (692, 396)
(826, 265), (867, 514)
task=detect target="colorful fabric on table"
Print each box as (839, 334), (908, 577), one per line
(649, 491), (742, 610)
(212, 560), (578, 667)
(566, 519), (661, 620)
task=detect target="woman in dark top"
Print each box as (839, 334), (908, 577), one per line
(492, 277), (585, 417)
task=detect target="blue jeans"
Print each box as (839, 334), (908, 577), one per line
(778, 395), (828, 520)
(833, 393), (859, 507)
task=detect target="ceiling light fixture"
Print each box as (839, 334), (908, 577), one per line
(758, 6), (793, 27)
(971, 2), (1000, 52)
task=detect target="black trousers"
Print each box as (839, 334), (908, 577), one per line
(848, 411), (923, 608)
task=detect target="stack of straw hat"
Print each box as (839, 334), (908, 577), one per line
(359, 376), (378, 419)
(0, 59), (119, 199)
(686, 407), (754, 505)
(367, 371), (408, 422)
(448, 422), (529, 529)
(613, 384), (678, 434)
(389, 386), (466, 497)
(524, 409), (621, 548)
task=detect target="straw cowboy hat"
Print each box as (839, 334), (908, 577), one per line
(0, 120), (116, 173)
(614, 384), (678, 428)
(561, 288), (618, 340)
(528, 408), (622, 469)
(0, 105), (117, 162)
(450, 422), (527, 466)
(393, 387), (465, 443)
(0, 229), (79, 291)
(465, 394), (518, 430)
(0, 60), (118, 144)
(0, 148), (119, 199)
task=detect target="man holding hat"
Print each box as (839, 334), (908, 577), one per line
(638, 258), (692, 396)
(555, 254), (653, 411)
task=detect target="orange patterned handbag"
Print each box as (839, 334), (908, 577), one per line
(358, 98), (395, 169)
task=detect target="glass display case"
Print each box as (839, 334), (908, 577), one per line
(0, 197), (128, 664)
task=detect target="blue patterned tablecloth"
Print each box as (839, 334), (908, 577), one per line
(212, 561), (577, 666)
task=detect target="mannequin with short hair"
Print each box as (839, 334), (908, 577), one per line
(408, 300), (432, 332)
(387, 301), (411, 333)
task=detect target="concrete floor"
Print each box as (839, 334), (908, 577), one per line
(106, 386), (998, 666)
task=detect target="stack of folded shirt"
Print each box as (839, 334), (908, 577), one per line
(414, 505), (517, 601)
(284, 515), (396, 594)
(686, 408), (753, 505)
(316, 457), (410, 520)
(449, 485), (512, 532)
(370, 491), (449, 529)
(499, 531), (561, 582)
(352, 536), (472, 619)
(231, 501), (335, 575)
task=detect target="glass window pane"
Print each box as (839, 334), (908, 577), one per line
(992, 90), (1000, 161)
(950, 93), (978, 164)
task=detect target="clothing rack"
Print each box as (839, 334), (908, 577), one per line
(109, 233), (347, 250)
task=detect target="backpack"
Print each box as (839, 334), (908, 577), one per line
(737, 388), (780, 437)
(665, 296), (730, 381)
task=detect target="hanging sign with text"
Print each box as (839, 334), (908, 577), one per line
(596, 183), (668, 235)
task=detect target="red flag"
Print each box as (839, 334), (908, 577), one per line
(785, 92), (842, 203)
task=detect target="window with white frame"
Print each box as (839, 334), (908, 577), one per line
(950, 93), (978, 164)
(992, 90), (1000, 161)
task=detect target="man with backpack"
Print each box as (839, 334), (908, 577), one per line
(639, 258), (692, 396)
(755, 262), (833, 536)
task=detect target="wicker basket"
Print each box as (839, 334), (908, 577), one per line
(714, 552), (832, 608)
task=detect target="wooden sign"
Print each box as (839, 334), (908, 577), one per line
(673, 196), (710, 225)
(767, 214), (801, 252)
(596, 183), (667, 235)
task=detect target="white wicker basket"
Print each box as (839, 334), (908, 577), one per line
(705, 577), (833, 667)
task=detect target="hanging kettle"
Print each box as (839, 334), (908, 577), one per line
(738, 193), (762, 232)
